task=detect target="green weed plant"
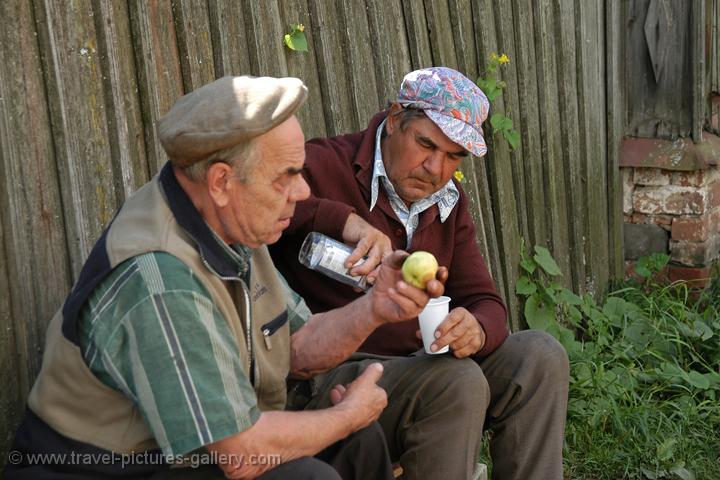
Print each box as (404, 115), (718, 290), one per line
(516, 241), (720, 480)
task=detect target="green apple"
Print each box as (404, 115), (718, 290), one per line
(401, 251), (439, 289)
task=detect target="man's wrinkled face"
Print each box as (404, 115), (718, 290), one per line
(221, 116), (310, 248)
(382, 109), (468, 205)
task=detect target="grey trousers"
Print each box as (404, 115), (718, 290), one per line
(295, 330), (569, 480)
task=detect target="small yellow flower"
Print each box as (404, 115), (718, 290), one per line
(498, 54), (510, 64)
(453, 170), (465, 182)
(296, 23), (305, 32)
(490, 53), (499, 61)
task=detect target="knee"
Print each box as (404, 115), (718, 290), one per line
(515, 330), (570, 385)
(427, 357), (490, 409)
(283, 457), (341, 480)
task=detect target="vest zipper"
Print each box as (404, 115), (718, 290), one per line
(199, 256), (256, 386)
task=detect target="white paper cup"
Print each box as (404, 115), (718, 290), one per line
(419, 296), (451, 354)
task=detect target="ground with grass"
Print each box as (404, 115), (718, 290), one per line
(512, 248), (720, 480)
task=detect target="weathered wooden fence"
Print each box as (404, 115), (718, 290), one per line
(0, 0), (627, 461)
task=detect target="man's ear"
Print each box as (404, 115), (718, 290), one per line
(206, 162), (234, 208)
(385, 103), (403, 136)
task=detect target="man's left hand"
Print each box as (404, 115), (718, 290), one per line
(425, 307), (485, 358)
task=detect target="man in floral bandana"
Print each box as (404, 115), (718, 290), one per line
(270, 67), (569, 480)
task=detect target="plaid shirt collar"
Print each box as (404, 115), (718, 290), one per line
(369, 119), (459, 246)
(160, 163), (251, 279)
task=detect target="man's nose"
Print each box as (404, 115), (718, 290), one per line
(424, 151), (444, 177)
(290, 175), (311, 201)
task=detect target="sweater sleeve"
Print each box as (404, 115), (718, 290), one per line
(445, 195), (510, 357)
(286, 142), (356, 240)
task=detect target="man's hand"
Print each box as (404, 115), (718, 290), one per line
(421, 307), (486, 358)
(342, 213), (392, 282)
(330, 363), (387, 432)
(370, 251), (447, 324)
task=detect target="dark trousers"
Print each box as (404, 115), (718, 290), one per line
(149, 422), (394, 480)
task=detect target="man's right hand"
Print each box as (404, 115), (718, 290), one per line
(330, 363), (387, 432)
(341, 213), (392, 283)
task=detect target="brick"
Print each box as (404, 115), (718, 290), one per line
(633, 185), (707, 215)
(667, 264), (713, 289)
(624, 260), (669, 283)
(622, 168), (634, 214)
(672, 168), (720, 187)
(634, 168), (671, 186)
(671, 209), (720, 242)
(630, 213), (673, 231)
(708, 180), (720, 207)
(669, 236), (720, 267)
(624, 223), (669, 260)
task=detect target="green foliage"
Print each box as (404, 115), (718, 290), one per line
(476, 53), (520, 151)
(516, 241), (720, 479)
(283, 23), (308, 52)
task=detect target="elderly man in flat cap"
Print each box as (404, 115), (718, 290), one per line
(271, 67), (570, 479)
(5, 76), (447, 480)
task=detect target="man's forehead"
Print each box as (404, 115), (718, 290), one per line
(407, 117), (466, 153)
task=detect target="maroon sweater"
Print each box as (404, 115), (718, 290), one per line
(269, 111), (509, 357)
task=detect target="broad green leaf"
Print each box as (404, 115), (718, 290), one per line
(686, 370), (710, 389)
(693, 320), (713, 340)
(515, 276), (537, 295)
(656, 438), (677, 461)
(669, 466), (695, 480)
(558, 288), (583, 305)
(524, 295), (555, 331)
(533, 246), (562, 276)
(520, 256), (536, 274)
(284, 31), (308, 52)
(505, 129), (520, 150)
(641, 468), (658, 479)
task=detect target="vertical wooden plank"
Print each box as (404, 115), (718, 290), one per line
(0, 0), (73, 386)
(553, 0), (585, 295)
(365, 0), (413, 104)
(339, 0), (381, 128)
(448, 0), (478, 77)
(93, 0), (150, 201)
(242, 0), (288, 78)
(206, 0), (252, 77)
(444, 0), (498, 285)
(308, 0), (355, 136)
(625, 0), (692, 138)
(171, 0), (216, 91)
(33, 0), (118, 275)
(491, 0), (530, 248)
(278, 0), (328, 140)
(0, 217), (23, 466)
(308, 0), (379, 135)
(606, 0), (625, 279)
(576, 0), (609, 296)
(424, 0), (459, 68)
(533, 0), (572, 287)
(691, 0), (705, 143)
(402, 0), (434, 69)
(510, 0), (546, 249)
(128, 0), (184, 174)
(473, 0), (522, 330)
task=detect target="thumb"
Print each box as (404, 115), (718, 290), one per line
(355, 362), (384, 386)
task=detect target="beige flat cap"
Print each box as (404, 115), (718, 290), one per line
(158, 75), (308, 167)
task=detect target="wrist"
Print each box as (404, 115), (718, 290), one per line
(363, 289), (386, 329)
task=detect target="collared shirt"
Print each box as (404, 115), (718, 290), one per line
(369, 118), (460, 248)
(77, 248), (310, 457)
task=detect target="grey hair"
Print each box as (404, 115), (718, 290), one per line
(382, 105), (427, 139)
(182, 139), (260, 183)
